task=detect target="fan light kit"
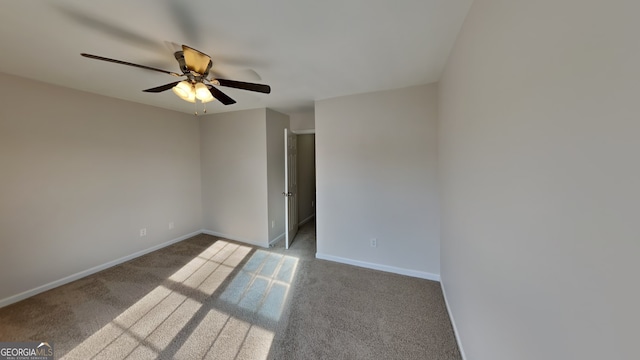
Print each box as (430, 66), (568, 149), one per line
(81, 45), (271, 115)
(173, 81), (214, 103)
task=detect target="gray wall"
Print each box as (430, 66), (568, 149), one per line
(200, 109), (270, 247)
(315, 84), (440, 279)
(0, 72), (202, 303)
(438, 0), (639, 359)
(289, 110), (315, 132)
(265, 109), (289, 243)
(296, 134), (316, 224)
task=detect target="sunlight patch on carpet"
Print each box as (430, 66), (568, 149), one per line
(62, 240), (251, 359)
(220, 250), (299, 321)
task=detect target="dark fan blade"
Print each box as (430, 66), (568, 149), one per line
(216, 78), (271, 94)
(142, 81), (180, 93)
(208, 86), (236, 105)
(81, 53), (182, 77)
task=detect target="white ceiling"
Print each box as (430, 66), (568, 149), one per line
(0, 0), (472, 115)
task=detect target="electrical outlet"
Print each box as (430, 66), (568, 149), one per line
(370, 238), (377, 247)
(272, 220), (275, 228)
(169, 222), (174, 230)
(140, 228), (147, 237)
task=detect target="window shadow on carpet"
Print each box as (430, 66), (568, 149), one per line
(62, 238), (299, 360)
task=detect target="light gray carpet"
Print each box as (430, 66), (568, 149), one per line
(0, 221), (461, 359)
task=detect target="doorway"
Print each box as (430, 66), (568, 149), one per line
(284, 131), (316, 249)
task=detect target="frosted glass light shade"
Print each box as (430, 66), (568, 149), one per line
(185, 89), (196, 103)
(172, 81), (196, 103)
(200, 90), (214, 103)
(172, 81), (191, 99)
(195, 82), (211, 100)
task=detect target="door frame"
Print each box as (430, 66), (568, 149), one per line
(285, 128), (315, 250)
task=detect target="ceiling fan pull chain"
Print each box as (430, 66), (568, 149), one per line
(194, 99), (198, 116)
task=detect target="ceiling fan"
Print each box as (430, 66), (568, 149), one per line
(81, 45), (271, 111)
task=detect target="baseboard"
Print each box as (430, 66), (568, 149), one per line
(298, 214), (315, 227)
(201, 229), (269, 248)
(0, 230), (202, 309)
(315, 253), (440, 281)
(441, 281), (467, 360)
(269, 232), (285, 247)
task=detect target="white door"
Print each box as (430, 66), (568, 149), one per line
(284, 128), (298, 249)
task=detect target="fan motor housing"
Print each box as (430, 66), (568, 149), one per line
(174, 51), (189, 74)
